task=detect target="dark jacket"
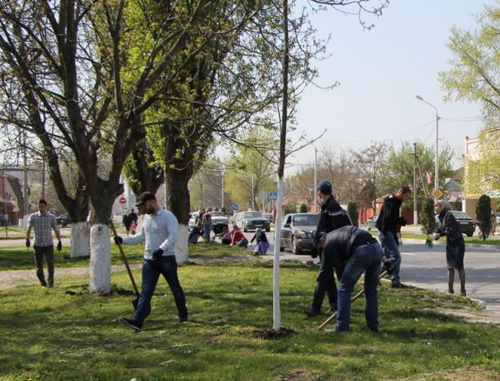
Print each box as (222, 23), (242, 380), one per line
(250, 231), (268, 244)
(314, 195), (351, 246)
(323, 226), (378, 279)
(376, 194), (404, 234)
(437, 210), (464, 248)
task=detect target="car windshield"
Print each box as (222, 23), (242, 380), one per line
(209, 211), (225, 217)
(451, 211), (469, 219)
(292, 214), (319, 226)
(243, 212), (263, 218)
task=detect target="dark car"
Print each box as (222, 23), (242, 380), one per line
(435, 211), (475, 237)
(55, 214), (72, 227)
(233, 211), (270, 232)
(280, 213), (319, 254)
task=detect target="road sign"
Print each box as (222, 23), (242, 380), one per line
(268, 192), (278, 200)
(231, 203), (239, 210)
(432, 189), (442, 198)
(119, 197), (127, 204)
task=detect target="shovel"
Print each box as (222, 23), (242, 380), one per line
(318, 270), (388, 330)
(109, 220), (140, 310)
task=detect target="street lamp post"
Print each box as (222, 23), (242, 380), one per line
(416, 95), (440, 197)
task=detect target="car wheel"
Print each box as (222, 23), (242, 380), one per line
(292, 237), (300, 255)
(266, 227), (270, 232)
(243, 226), (248, 232)
(368, 227), (371, 231)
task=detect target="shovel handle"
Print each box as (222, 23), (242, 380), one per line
(318, 270), (388, 330)
(109, 220), (140, 297)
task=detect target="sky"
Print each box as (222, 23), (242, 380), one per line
(287, 0), (497, 171)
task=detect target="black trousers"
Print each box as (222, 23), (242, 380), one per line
(34, 245), (55, 286)
(311, 249), (337, 312)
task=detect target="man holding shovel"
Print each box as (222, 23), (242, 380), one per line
(322, 225), (383, 332)
(115, 191), (188, 331)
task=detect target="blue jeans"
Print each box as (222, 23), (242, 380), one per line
(336, 242), (382, 332)
(203, 225), (211, 240)
(134, 256), (187, 324)
(378, 231), (401, 285)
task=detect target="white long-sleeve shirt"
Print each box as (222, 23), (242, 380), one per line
(122, 209), (178, 259)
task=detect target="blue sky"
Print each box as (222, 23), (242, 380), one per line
(289, 0), (497, 170)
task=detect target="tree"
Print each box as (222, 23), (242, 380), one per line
(0, 0), (220, 292)
(225, 131), (278, 210)
(299, 203), (308, 213)
(440, 5), (500, 124)
(379, 142), (455, 218)
(420, 198), (435, 235)
(476, 194), (492, 241)
(347, 201), (358, 227)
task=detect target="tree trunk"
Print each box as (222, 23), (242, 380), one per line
(89, 224), (112, 294)
(70, 221), (90, 258)
(165, 168), (192, 264)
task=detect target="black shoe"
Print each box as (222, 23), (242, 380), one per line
(304, 308), (320, 317)
(391, 282), (404, 288)
(369, 327), (379, 333)
(178, 316), (188, 323)
(121, 318), (142, 331)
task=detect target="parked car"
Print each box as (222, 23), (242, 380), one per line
(232, 211), (270, 232)
(280, 213), (319, 254)
(55, 214), (72, 227)
(496, 212), (500, 225)
(188, 212), (200, 230)
(366, 214), (379, 231)
(263, 212), (274, 223)
(209, 211), (229, 233)
(435, 211), (475, 237)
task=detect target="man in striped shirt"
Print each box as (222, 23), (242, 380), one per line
(26, 199), (62, 287)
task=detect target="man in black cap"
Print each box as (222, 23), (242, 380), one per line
(304, 180), (352, 317)
(114, 191), (188, 331)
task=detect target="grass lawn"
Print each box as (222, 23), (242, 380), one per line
(1, 243), (500, 380)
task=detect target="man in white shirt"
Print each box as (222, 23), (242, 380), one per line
(26, 199), (62, 287)
(115, 191), (188, 331)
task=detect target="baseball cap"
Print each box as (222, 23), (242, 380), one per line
(317, 180), (332, 194)
(136, 191), (156, 206)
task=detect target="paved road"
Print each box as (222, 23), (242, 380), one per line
(244, 230), (500, 318)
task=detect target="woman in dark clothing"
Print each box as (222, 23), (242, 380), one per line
(434, 200), (466, 296)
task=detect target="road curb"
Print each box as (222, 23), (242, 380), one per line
(399, 238), (500, 251)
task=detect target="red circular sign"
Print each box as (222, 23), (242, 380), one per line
(119, 197), (127, 204)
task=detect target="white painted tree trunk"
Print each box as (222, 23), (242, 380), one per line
(89, 224), (111, 294)
(70, 222), (90, 258)
(175, 224), (189, 264)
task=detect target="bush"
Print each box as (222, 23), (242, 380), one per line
(299, 203), (308, 213)
(476, 194), (492, 241)
(283, 203), (297, 215)
(347, 201), (359, 227)
(420, 198), (435, 234)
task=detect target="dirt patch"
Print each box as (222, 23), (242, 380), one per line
(274, 370), (321, 381)
(252, 327), (297, 340)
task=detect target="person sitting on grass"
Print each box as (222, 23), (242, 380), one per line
(250, 228), (269, 255)
(230, 225), (248, 248)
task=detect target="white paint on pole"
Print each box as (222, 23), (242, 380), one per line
(89, 223), (111, 294)
(272, 177), (284, 331)
(70, 221), (90, 258)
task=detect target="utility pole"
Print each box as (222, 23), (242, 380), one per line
(413, 143), (418, 225)
(251, 173), (255, 210)
(23, 133), (29, 226)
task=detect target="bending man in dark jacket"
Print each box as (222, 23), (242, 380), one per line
(323, 226), (383, 332)
(305, 180), (351, 317)
(376, 186), (411, 288)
